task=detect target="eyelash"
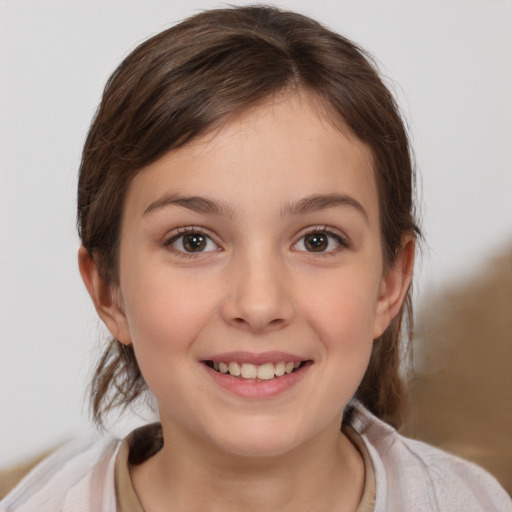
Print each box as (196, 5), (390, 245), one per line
(163, 225), (349, 257)
(163, 227), (220, 257)
(292, 226), (350, 255)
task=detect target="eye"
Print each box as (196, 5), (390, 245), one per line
(293, 229), (348, 253)
(165, 229), (219, 254)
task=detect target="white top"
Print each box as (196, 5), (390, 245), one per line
(1, 404), (511, 511)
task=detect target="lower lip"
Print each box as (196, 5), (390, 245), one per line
(203, 362), (312, 398)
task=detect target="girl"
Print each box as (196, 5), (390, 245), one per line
(2, 5), (510, 511)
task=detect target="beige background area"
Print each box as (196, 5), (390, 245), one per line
(403, 248), (512, 494)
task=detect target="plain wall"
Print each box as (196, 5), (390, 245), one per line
(1, 0), (511, 467)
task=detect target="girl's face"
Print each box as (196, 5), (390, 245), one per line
(94, 93), (410, 457)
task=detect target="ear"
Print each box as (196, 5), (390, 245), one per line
(78, 245), (132, 345)
(373, 236), (415, 339)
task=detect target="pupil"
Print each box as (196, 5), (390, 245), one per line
(183, 234), (206, 252)
(306, 234), (327, 252)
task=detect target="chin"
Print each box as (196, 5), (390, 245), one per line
(218, 436), (298, 458)
(208, 419), (305, 458)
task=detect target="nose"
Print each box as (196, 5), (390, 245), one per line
(220, 248), (295, 333)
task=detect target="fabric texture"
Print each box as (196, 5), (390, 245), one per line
(1, 404), (511, 512)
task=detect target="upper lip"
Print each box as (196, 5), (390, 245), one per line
(203, 351), (308, 365)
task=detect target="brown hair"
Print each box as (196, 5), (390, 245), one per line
(77, 5), (420, 427)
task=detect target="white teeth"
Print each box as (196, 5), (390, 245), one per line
(275, 361), (285, 376)
(212, 360), (303, 379)
(240, 363), (257, 379)
(228, 361), (241, 376)
(257, 363), (275, 380)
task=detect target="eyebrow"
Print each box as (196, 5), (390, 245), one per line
(282, 193), (369, 223)
(143, 192), (368, 223)
(143, 194), (235, 219)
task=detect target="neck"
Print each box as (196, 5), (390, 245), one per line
(130, 417), (365, 512)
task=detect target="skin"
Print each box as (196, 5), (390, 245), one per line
(79, 92), (414, 512)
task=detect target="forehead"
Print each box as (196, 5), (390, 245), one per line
(124, 92), (377, 222)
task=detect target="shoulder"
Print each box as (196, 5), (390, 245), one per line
(0, 433), (121, 512)
(350, 403), (512, 512)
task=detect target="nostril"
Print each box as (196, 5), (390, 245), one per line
(230, 315), (287, 332)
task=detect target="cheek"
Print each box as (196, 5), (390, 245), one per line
(299, 269), (380, 392)
(289, 291), (375, 427)
(121, 269), (218, 357)
(304, 273), (380, 342)
(120, 271), (221, 409)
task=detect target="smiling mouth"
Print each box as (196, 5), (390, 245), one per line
(205, 360), (308, 381)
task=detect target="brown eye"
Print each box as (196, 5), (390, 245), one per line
(182, 233), (207, 252)
(167, 230), (219, 254)
(293, 229), (347, 253)
(304, 233), (328, 252)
